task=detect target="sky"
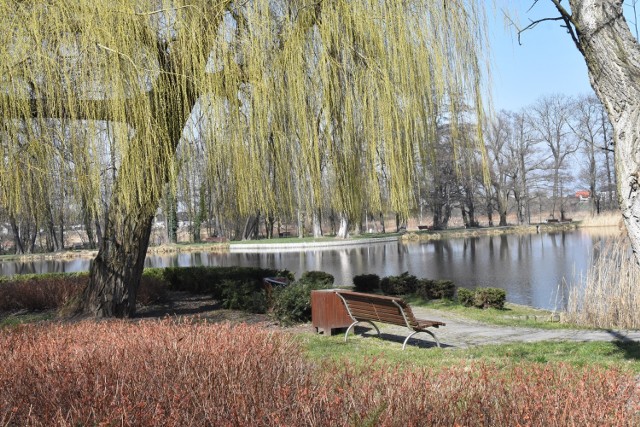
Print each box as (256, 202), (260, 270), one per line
(487, 1), (594, 112)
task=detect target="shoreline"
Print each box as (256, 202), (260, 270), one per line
(0, 221), (617, 262)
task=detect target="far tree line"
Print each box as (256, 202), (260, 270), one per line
(0, 92), (614, 254)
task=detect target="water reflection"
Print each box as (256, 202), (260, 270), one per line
(0, 228), (621, 310)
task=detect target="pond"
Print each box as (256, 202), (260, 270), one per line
(0, 228), (621, 310)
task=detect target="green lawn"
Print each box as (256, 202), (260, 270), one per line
(298, 332), (640, 372)
(405, 297), (585, 330)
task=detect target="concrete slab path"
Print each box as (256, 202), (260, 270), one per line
(378, 306), (640, 349)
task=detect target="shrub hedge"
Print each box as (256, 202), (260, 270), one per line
(380, 272), (418, 295)
(0, 267), (291, 313)
(352, 274), (380, 293)
(160, 266), (291, 298)
(416, 279), (456, 300)
(298, 271), (334, 286)
(457, 287), (506, 309)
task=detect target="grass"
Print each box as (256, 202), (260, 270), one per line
(229, 232), (401, 245)
(298, 332), (640, 372)
(405, 297), (581, 329)
(0, 311), (54, 327)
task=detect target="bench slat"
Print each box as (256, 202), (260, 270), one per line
(343, 301), (403, 314)
(349, 312), (406, 326)
(336, 290), (445, 349)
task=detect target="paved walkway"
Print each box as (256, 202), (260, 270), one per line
(377, 306), (640, 349)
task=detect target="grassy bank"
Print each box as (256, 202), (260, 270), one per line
(299, 332), (640, 372)
(407, 298), (578, 330)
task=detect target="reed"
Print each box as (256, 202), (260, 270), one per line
(565, 236), (640, 329)
(578, 211), (623, 228)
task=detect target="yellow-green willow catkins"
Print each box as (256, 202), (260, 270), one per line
(0, 0), (487, 226)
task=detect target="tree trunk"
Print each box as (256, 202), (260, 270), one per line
(336, 213), (349, 238)
(242, 213), (260, 240)
(566, 0), (640, 262)
(312, 209), (323, 238)
(79, 201), (154, 317)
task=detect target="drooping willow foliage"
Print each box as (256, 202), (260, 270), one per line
(0, 0), (488, 229)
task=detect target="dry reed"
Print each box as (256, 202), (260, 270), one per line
(577, 211), (623, 228)
(565, 236), (640, 329)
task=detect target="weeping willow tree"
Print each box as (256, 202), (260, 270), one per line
(0, 0), (487, 317)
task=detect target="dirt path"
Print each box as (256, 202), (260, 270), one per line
(133, 293), (640, 349)
(401, 306), (640, 349)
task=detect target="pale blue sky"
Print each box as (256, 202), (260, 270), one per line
(488, 1), (593, 112)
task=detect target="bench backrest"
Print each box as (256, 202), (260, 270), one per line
(335, 291), (418, 328)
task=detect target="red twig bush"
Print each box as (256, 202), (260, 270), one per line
(0, 275), (167, 312)
(1, 320), (638, 426)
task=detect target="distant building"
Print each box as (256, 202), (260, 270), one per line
(575, 190), (590, 201)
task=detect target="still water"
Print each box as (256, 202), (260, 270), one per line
(0, 228), (620, 310)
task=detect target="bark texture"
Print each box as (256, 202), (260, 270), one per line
(565, 0), (640, 262)
(80, 204), (154, 317)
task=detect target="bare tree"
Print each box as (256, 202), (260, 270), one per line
(527, 94), (579, 220)
(485, 112), (516, 226)
(518, 0), (640, 262)
(507, 111), (546, 224)
(570, 94), (610, 215)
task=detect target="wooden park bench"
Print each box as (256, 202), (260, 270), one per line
(335, 291), (446, 350)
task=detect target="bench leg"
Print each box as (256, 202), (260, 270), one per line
(402, 330), (440, 350)
(344, 320), (381, 342)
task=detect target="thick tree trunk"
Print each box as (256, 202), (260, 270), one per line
(567, 0), (640, 262)
(312, 209), (323, 238)
(9, 215), (23, 254)
(242, 213), (260, 240)
(336, 213), (349, 238)
(79, 201), (154, 317)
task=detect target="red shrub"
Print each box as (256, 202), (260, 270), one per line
(0, 275), (167, 312)
(0, 321), (638, 426)
(0, 276), (86, 311)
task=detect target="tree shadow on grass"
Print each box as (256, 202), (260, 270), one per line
(606, 330), (640, 360)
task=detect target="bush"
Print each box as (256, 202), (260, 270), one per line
(161, 266), (292, 298)
(0, 273), (87, 311)
(457, 288), (475, 307)
(271, 281), (331, 325)
(431, 280), (456, 299)
(221, 280), (268, 313)
(1, 322), (638, 426)
(352, 274), (380, 293)
(380, 272), (417, 295)
(473, 287), (506, 309)
(298, 271), (334, 286)
(416, 279), (456, 300)
(0, 272), (170, 313)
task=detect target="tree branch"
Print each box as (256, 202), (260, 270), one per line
(513, 1), (583, 54)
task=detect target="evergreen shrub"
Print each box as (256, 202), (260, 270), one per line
(271, 281), (331, 325)
(380, 272), (417, 295)
(221, 280), (268, 313)
(457, 288), (475, 307)
(298, 271), (334, 286)
(416, 279), (456, 300)
(161, 266), (291, 298)
(352, 274), (380, 293)
(473, 287), (507, 309)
